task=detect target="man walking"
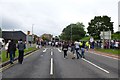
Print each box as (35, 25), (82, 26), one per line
(75, 41), (82, 59)
(17, 39), (26, 64)
(81, 41), (85, 58)
(8, 40), (16, 64)
(62, 41), (69, 59)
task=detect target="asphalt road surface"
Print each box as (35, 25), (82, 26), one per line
(2, 46), (119, 79)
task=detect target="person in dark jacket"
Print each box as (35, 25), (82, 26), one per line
(62, 41), (69, 59)
(17, 39), (26, 64)
(8, 40), (16, 64)
(71, 42), (75, 54)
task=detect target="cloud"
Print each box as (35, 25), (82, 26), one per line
(0, 0), (119, 36)
(2, 17), (22, 30)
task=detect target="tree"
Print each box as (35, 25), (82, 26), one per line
(112, 31), (120, 40)
(60, 22), (86, 41)
(42, 35), (47, 41)
(87, 15), (114, 39)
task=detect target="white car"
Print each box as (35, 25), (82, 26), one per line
(0, 38), (5, 47)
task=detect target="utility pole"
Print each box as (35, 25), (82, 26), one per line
(32, 24), (34, 46)
(103, 29), (105, 49)
(109, 29), (111, 49)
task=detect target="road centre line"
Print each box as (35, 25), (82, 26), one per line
(50, 58), (53, 75)
(51, 51), (53, 56)
(90, 52), (118, 60)
(82, 58), (109, 74)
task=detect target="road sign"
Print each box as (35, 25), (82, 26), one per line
(100, 31), (111, 39)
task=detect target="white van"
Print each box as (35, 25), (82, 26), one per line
(0, 38), (5, 47)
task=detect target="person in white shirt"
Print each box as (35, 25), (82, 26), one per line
(114, 40), (119, 49)
(75, 41), (82, 59)
(5, 40), (11, 58)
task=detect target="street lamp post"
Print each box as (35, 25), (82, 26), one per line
(32, 24), (34, 46)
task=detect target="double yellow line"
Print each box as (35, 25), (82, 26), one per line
(0, 50), (39, 72)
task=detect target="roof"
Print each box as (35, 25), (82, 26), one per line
(2, 31), (26, 41)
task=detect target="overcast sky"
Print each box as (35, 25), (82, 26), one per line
(0, 0), (119, 36)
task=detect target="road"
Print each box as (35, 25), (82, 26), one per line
(2, 46), (119, 79)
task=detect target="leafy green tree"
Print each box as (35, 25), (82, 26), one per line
(60, 22), (86, 41)
(112, 31), (120, 40)
(87, 16), (114, 39)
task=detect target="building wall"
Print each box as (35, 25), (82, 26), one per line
(118, 1), (120, 31)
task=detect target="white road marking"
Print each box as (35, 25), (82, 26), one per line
(43, 48), (47, 52)
(58, 48), (62, 52)
(50, 58), (53, 75)
(51, 51), (53, 56)
(82, 58), (110, 74)
(90, 52), (118, 60)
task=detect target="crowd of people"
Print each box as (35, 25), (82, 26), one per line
(62, 41), (90, 59)
(93, 40), (120, 49)
(3, 38), (120, 64)
(61, 39), (120, 59)
(5, 39), (26, 64)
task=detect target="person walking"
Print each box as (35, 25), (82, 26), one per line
(85, 41), (89, 51)
(8, 40), (16, 64)
(75, 41), (82, 59)
(81, 41), (85, 58)
(70, 41), (76, 59)
(5, 40), (11, 58)
(62, 41), (69, 59)
(17, 39), (26, 64)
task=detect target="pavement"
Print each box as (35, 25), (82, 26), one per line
(1, 46), (119, 79)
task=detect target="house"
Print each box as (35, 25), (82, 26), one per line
(2, 31), (26, 43)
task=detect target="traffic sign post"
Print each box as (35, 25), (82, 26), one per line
(26, 31), (30, 50)
(100, 30), (111, 49)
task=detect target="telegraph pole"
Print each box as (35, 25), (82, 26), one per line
(103, 29), (105, 49)
(32, 24), (34, 46)
(109, 29), (111, 49)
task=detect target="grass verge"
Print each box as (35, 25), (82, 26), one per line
(95, 48), (120, 55)
(1, 47), (37, 63)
